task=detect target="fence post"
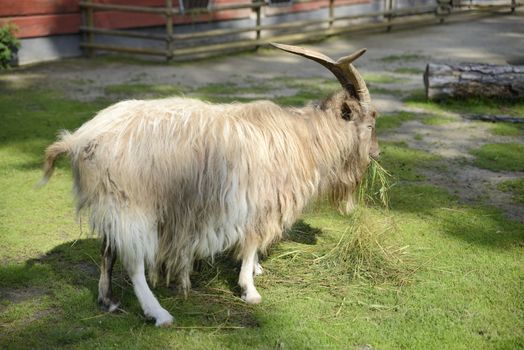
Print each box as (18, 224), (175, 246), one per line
(84, 0), (95, 57)
(329, 0), (334, 29)
(165, 0), (174, 61)
(386, 0), (394, 32)
(256, 4), (262, 41)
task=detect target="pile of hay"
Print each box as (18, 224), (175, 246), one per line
(324, 160), (415, 284)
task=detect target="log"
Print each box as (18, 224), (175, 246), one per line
(464, 114), (524, 124)
(424, 62), (524, 100)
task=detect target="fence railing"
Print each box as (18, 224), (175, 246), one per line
(79, 0), (521, 60)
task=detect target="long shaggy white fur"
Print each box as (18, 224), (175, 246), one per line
(42, 91), (375, 325)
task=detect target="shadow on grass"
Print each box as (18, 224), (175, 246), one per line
(390, 182), (523, 243)
(0, 216), (327, 347)
(379, 141), (524, 249)
(0, 238), (266, 349)
(284, 219), (321, 245)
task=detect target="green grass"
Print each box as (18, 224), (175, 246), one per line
(1, 73), (523, 350)
(421, 115), (456, 126)
(102, 77), (341, 107)
(105, 83), (186, 97)
(369, 86), (404, 97)
(378, 53), (428, 63)
(363, 73), (407, 84)
(470, 143), (524, 172)
(379, 141), (440, 181)
(497, 178), (524, 204)
(405, 92), (524, 118)
(271, 77), (339, 106)
(489, 122), (524, 136)
(376, 111), (417, 132)
(393, 67), (425, 75)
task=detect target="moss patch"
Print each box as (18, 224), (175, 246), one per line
(497, 178), (524, 203)
(470, 143), (524, 172)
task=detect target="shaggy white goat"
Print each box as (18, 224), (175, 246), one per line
(40, 43), (379, 326)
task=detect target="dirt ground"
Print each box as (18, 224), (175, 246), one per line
(4, 11), (524, 222)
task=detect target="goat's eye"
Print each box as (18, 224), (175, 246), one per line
(367, 125), (373, 130)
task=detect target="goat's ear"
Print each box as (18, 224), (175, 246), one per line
(341, 102), (353, 121)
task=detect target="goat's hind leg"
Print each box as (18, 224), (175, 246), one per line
(98, 236), (119, 312)
(127, 259), (174, 327)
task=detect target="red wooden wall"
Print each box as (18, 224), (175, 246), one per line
(0, 0), (368, 39)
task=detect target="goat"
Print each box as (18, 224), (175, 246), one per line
(40, 43), (379, 326)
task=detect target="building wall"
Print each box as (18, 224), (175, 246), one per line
(0, 0), (433, 65)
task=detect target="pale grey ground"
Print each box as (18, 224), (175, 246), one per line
(2, 10), (524, 221)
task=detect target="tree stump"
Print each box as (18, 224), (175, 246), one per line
(424, 63), (524, 100)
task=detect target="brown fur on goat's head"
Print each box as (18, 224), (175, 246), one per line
(272, 43), (380, 162)
(319, 90), (379, 164)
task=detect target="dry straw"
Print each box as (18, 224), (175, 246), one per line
(323, 160), (415, 284)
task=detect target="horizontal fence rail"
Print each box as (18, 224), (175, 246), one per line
(79, 0), (522, 61)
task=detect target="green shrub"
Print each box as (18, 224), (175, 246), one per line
(0, 23), (20, 69)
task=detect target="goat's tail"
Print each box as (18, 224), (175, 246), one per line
(36, 132), (72, 188)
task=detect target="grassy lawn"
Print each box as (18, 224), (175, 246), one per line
(404, 92), (524, 118)
(497, 178), (524, 204)
(470, 143), (524, 172)
(1, 70), (523, 350)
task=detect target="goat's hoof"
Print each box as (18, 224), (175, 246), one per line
(98, 297), (120, 313)
(155, 311), (174, 327)
(241, 290), (262, 305)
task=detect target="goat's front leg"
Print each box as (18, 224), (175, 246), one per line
(127, 259), (173, 327)
(239, 240), (262, 304)
(98, 236), (119, 312)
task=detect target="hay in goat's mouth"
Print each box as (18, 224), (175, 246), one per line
(358, 158), (392, 209)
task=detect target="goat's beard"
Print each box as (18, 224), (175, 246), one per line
(331, 185), (358, 215)
(329, 151), (369, 215)
(329, 179), (359, 215)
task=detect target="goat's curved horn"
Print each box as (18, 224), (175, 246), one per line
(271, 42), (371, 113)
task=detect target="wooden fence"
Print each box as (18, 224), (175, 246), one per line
(79, 0), (521, 60)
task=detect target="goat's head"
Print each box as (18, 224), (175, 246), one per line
(271, 43), (380, 161)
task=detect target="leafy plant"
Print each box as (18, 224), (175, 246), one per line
(0, 23), (20, 69)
